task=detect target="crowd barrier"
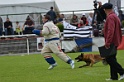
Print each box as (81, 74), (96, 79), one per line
(0, 34), (38, 55)
(0, 34), (124, 55)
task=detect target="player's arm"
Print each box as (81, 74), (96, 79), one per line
(33, 26), (50, 36)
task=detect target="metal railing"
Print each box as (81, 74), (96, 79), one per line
(0, 34), (38, 55)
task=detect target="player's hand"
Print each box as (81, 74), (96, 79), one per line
(32, 29), (41, 35)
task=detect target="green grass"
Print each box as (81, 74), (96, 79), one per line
(0, 50), (124, 82)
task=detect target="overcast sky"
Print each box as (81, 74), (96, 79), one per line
(0, 0), (123, 6)
(0, 0), (123, 8)
(0, 0), (53, 4)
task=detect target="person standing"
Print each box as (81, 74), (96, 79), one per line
(96, 2), (106, 23)
(102, 3), (124, 81)
(118, 10), (124, 28)
(87, 13), (93, 26)
(33, 15), (75, 70)
(46, 7), (57, 24)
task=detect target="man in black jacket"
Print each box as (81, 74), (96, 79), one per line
(96, 2), (106, 25)
(4, 18), (14, 35)
(46, 7), (57, 24)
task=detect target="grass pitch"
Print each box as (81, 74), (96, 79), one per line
(0, 50), (124, 82)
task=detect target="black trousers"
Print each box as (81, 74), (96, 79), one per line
(106, 47), (124, 80)
(23, 27), (34, 34)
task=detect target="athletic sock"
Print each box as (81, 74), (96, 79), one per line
(45, 57), (56, 65)
(67, 59), (72, 64)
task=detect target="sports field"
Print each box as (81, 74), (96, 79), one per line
(0, 50), (124, 82)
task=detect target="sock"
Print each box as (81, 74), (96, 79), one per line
(45, 57), (56, 65)
(67, 59), (72, 64)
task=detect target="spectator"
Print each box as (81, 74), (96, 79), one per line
(57, 14), (66, 23)
(96, 2), (106, 24)
(78, 20), (85, 28)
(81, 13), (88, 26)
(0, 17), (3, 36)
(108, 0), (121, 16)
(15, 21), (22, 35)
(46, 7), (57, 24)
(4, 18), (14, 35)
(95, 1), (106, 30)
(87, 13), (93, 26)
(118, 10), (124, 27)
(23, 16), (35, 34)
(70, 14), (78, 27)
(60, 14), (66, 21)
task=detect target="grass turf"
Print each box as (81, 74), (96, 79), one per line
(0, 50), (124, 82)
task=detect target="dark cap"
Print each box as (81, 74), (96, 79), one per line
(103, 3), (113, 9)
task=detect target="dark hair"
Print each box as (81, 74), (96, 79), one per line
(26, 16), (30, 20)
(50, 7), (53, 10)
(44, 15), (51, 20)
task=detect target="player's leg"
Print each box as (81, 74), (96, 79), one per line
(41, 43), (57, 70)
(49, 41), (75, 69)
